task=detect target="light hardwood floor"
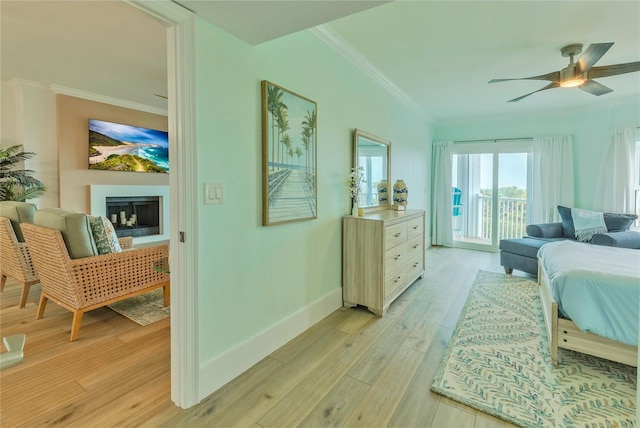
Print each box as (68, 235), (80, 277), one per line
(1, 246), (526, 427)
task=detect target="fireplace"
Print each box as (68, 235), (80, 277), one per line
(106, 196), (160, 238)
(90, 185), (169, 244)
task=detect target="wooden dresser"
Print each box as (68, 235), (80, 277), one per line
(342, 209), (425, 316)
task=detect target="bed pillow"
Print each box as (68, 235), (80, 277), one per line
(603, 213), (637, 232)
(558, 206), (637, 236)
(89, 216), (122, 255)
(557, 205), (575, 238)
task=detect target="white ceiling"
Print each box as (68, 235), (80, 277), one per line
(174, 0), (390, 45)
(325, 1), (640, 121)
(2, 1), (639, 122)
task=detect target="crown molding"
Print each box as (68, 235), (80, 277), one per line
(7, 78), (52, 91)
(125, 0), (194, 25)
(49, 84), (168, 116)
(310, 25), (431, 121)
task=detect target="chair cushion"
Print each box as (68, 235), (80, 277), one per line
(89, 216), (122, 255)
(34, 208), (98, 259)
(0, 201), (36, 242)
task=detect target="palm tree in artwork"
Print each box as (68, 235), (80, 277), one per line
(281, 134), (293, 166)
(302, 109), (317, 176)
(287, 146), (294, 167)
(295, 146), (303, 168)
(267, 85), (285, 171)
(276, 108), (289, 169)
(300, 125), (311, 173)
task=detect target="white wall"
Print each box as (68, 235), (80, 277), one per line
(434, 95), (640, 209)
(1, 80), (58, 208)
(191, 18), (432, 398)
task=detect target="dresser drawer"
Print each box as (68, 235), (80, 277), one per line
(406, 253), (424, 280)
(385, 222), (407, 249)
(384, 268), (406, 298)
(385, 245), (407, 273)
(407, 216), (423, 238)
(407, 234), (423, 259)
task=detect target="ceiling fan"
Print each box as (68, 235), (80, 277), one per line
(489, 43), (640, 102)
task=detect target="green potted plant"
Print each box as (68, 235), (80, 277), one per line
(0, 145), (46, 201)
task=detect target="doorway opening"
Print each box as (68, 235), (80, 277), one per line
(452, 141), (532, 251)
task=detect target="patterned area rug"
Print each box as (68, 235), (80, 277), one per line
(431, 270), (636, 428)
(107, 289), (169, 326)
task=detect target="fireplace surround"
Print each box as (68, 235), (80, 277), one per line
(106, 196), (160, 238)
(90, 185), (169, 244)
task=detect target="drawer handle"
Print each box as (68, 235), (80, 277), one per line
(394, 276), (401, 282)
(413, 244), (419, 249)
(413, 262), (419, 268)
(413, 226), (419, 229)
(394, 233), (401, 237)
(394, 254), (402, 260)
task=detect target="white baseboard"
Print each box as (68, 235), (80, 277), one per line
(197, 287), (343, 401)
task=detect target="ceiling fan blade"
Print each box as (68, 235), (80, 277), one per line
(507, 82), (560, 102)
(489, 71), (559, 84)
(588, 61), (640, 79)
(579, 80), (613, 96)
(576, 43), (614, 75)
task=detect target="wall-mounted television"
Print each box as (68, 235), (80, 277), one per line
(89, 119), (169, 173)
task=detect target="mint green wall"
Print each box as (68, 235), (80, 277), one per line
(434, 95), (639, 209)
(194, 18), (431, 362)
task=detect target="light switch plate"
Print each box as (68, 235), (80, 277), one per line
(204, 182), (224, 205)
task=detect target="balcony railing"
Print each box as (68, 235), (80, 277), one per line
(455, 195), (527, 242)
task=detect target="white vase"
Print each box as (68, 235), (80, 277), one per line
(352, 202), (358, 216)
(393, 180), (408, 209)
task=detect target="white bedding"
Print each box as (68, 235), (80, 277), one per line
(537, 240), (640, 346)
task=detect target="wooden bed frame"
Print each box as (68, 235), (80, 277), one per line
(538, 262), (638, 367)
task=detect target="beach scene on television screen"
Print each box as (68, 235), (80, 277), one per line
(89, 119), (169, 173)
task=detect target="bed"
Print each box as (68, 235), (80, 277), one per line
(537, 240), (639, 366)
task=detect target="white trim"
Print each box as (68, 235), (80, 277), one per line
(8, 78), (52, 91)
(310, 25), (431, 121)
(49, 84), (167, 116)
(130, 0), (200, 409)
(167, 10), (200, 411)
(198, 288), (343, 400)
(126, 0), (193, 22)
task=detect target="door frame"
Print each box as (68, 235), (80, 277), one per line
(129, 0), (200, 408)
(451, 140), (533, 252)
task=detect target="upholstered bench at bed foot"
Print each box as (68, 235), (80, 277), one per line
(499, 238), (548, 276)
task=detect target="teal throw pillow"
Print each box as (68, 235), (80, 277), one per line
(89, 216), (122, 255)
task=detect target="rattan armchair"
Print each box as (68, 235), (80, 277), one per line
(21, 223), (169, 341)
(0, 217), (39, 308)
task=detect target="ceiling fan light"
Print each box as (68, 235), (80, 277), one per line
(560, 78), (585, 88)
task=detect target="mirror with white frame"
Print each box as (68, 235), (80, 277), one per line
(353, 129), (391, 210)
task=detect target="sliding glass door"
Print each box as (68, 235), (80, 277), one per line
(452, 141), (532, 251)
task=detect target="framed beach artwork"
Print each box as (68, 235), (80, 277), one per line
(261, 81), (317, 226)
(88, 119), (169, 173)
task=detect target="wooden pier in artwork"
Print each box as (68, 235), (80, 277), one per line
(268, 169), (316, 223)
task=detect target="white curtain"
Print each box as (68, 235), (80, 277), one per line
(431, 140), (453, 246)
(592, 128), (638, 213)
(530, 135), (574, 223)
